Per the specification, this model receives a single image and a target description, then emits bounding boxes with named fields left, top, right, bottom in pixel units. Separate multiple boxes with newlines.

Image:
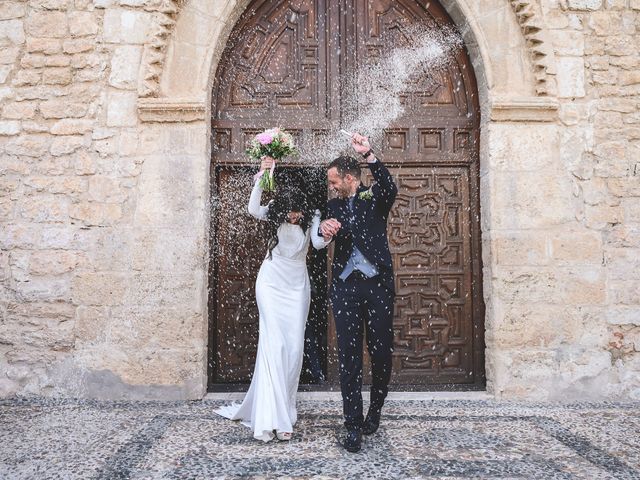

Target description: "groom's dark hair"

left=328, top=156, right=361, bottom=179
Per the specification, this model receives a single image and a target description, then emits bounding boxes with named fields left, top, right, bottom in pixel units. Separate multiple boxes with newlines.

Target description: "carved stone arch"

left=137, top=0, right=559, bottom=122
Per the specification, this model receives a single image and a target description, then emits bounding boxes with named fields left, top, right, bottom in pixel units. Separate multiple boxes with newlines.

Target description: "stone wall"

left=485, top=0, right=640, bottom=400
left=0, top=0, right=638, bottom=400
left=0, top=0, right=209, bottom=399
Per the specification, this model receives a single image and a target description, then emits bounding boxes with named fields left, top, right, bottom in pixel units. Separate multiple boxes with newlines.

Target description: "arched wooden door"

left=209, top=0, right=485, bottom=389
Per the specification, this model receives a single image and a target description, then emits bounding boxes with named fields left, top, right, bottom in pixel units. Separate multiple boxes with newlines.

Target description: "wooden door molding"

left=209, top=0, right=485, bottom=389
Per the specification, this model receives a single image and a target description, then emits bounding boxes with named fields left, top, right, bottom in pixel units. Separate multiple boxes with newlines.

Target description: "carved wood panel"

left=387, top=168, right=475, bottom=384
left=211, top=168, right=270, bottom=382
left=210, top=0, right=484, bottom=388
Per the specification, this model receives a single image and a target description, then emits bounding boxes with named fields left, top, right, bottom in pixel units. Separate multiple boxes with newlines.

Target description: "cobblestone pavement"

left=1, top=397, right=639, bottom=479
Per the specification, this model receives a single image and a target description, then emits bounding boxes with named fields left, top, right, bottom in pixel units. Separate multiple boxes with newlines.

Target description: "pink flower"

left=256, top=132, right=273, bottom=145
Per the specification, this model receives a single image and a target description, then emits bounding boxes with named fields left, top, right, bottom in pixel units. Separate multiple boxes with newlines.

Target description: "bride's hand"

left=259, top=156, right=275, bottom=172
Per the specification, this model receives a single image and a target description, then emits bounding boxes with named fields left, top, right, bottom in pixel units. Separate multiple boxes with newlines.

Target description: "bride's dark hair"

left=265, top=186, right=311, bottom=259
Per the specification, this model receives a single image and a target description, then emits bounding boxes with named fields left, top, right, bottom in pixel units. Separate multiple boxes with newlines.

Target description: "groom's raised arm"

left=369, top=160, right=397, bottom=213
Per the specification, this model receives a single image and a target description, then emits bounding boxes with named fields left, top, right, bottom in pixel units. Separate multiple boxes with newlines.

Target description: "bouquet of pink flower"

left=246, top=127, right=298, bottom=192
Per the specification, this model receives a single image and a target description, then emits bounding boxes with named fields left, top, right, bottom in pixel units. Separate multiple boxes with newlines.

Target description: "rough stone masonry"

left=0, top=0, right=639, bottom=400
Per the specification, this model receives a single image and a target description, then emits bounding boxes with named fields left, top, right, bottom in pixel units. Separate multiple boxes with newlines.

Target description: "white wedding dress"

left=214, top=180, right=329, bottom=442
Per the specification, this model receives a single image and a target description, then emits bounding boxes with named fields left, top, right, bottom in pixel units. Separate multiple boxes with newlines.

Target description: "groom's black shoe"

left=341, top=429, right=362, bottom=453
left=362, top=410, right=381, bottom=435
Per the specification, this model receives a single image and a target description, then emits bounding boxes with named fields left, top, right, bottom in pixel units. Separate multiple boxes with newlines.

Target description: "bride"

left=214, top=157, right=329, bottom=442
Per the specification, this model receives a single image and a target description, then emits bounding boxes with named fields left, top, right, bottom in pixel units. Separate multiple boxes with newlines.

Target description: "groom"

left=320, top=133, right=397, bottom=453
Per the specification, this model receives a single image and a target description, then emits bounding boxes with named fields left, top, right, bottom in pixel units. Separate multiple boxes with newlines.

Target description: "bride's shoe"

left=276, top=431, right=293, bottom=441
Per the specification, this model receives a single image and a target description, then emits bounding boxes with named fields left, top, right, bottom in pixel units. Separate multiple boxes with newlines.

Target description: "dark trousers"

left=330, top=273, right=394, bottom=430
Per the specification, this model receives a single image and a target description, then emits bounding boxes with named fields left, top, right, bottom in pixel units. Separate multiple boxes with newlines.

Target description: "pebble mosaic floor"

left=1, top=398, right=639, bottom=479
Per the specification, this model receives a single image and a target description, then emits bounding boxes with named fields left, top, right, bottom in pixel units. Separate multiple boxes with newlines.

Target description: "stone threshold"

left=205, top=391, right=492, bottom=401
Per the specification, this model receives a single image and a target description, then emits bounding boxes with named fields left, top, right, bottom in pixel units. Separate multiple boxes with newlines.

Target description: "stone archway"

left=139, top=0, right=561, bottom=398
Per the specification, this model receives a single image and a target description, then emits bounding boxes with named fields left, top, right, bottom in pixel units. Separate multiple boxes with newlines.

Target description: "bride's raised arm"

left=310, top=209, right=331, bottom=250
left=247, top=178, right=270, bottom=220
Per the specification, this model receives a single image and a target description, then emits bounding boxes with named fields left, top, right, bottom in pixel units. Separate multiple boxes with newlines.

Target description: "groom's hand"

left=351, top=132, right=370, bottom=155
left=320, top=218, right=341, bottom=239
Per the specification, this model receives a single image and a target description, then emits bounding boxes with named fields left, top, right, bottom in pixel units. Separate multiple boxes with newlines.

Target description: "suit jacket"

left=326, top=160, right=398, bottom=292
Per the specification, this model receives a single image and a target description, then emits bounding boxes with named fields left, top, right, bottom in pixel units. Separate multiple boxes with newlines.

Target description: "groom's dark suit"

left=326, top=160, right=397, bottom=430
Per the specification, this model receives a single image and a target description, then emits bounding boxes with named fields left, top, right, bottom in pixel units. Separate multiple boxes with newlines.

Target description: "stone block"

left=70, top=52, right=102, bottom=69
left=25, top=11, right=67, bottom=38
left=12, top=277, right=71, bottom=303
left=50, top=119, right=94, bottom=135
left=587, top=56, right=610, bottom=71
left=556, top=57, right=585, bottom=98
left=73, top=150, right=97, bottom=175
left=588, top=12, right=621, bottom=36
left=50, top=136, right=85, bottom=156
left=62, top=38, right=94, bottom=54
left=12, top=69, right=41, bottom=86
left=0, top=2, right=26, bottom=20
left=37, top=0, right=71, bottom=9
left=567, top=0, right=602, bottom=9
left=72, top=273, right=128, bottom=306
left=0, top=121, right=20, bottom=136
left=623, top=198, right=640, bottom=223
left=493, top=268, right=563, bottom=305
left=2, top=101, right=37, bottom=120
left=619, top=71, right=640, bottom=86
left=26, top=37, right=61, bottom=54
left=45, top=55, right=71, bottom=67
left=23, top=176, right=78, bottom=195
left=585, top=204, right=623, bottom=229
left=106, top=306, right=202, bottom=349
left=488, top=171, right=575, bottom=229
left=607, top=248, right=640, bottom=280
left=106, top=90, right=137, bottom=127
left=28, top=250, right=80, bottom=275
left=109, top=45, right=142, bottom=89
left=607, top=177, right=640, bottom=197
left=609, top=55, right=639, bottom=69
left=103, top=9, right=150, bottom=44
left=74, top=306, right=110, bottom=344
left=40, top=100, right=88, bottom=119
left=0, top=19, right=25, bottom=44
left=580, top=177, right=607, bottom=206
left=5, top=135, right=49, bottom=157
left=23, top=118, right=54, bottom=132
left=0, top=46, right=19, bottom=64
left=487, top=123, right=558, bottom=171
left=551, top=30, right=584, bottom=56
left=124, top=273, right=204, bottom=311
left=597, top=98, right=636, bottom=113
left=609, top=280, right=640, bottom=304
left=561, top=267, right=606, bottom=304
left=69, top=201, right=123, bottom=226
left=605, top=36, right=636, bottom=56
left=492, top=232, right=548, bottom=266
left=607, top=225, right=640, bottom=248
left=557, top=349, right=611, bottom=385
left=20, top=53, right=46, bottom=68
left=607, top=307, right=640, bottom=326
left=43, top=67, right=72, bottom=85
left=18, top=195, right=69, bottom=222
left=87, top=176, right=127, bottom=203
left=132, top=229, right=202, bottom=272
left=551, top=230, right=603, bottom=264
left=69, top=11, right=98, bottom=36
left=0, top=65, right=11, bottom=83
left=594, top=141, right=630, bottom=177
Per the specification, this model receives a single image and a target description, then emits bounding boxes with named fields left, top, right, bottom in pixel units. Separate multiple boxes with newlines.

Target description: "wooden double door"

left=209, top=0, right=485, bottom=389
